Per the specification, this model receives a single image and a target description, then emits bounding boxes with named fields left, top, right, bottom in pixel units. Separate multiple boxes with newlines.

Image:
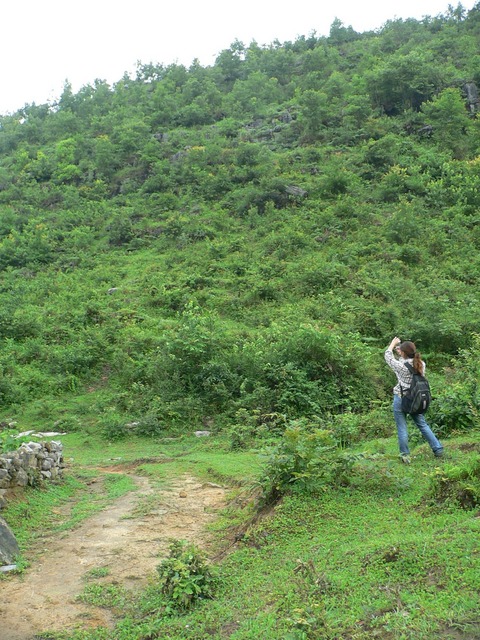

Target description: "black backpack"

left=400, top=362, right=432, bottom=415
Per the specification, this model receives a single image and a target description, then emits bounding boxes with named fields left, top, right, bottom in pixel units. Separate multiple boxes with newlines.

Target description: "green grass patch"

left=77, top=583, right=133, bottom=610
left=139, top=448, right=261, bottom=485
left=2, top=475, right=87, bottom=549
left=60, top=432, right=176, bottom=467
left=60, top=430, right=261, bottom=486
left=83, top=566, right=111, bottom=580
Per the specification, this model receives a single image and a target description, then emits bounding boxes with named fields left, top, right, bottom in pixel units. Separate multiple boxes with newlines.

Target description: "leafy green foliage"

left=259, top=419, right=361, bottom=501
left=156, top=540, right=218, bottom=611
left=429, top=334, right=480, bottom=434
left=0, top=429, right=30, bottom=453
left=228, top=409, right=287, bottom=450
left=0, top=7, right=480, bottom=437
left=428, top=457, right=480, bottom=509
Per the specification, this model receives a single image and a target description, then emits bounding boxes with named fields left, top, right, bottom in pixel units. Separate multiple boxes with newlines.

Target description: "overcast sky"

left=0, top=0, right=476, bottom=115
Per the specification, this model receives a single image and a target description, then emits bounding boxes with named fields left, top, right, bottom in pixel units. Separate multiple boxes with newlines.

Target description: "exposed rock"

left=0, top=517, right=20, bottom=565
left=277, top=110, right=293, bottom=123
left=417, top=125, right=433, bottom=136
left=15, top=468, right=29, bottom=486
left=16, top=431, right=66, bottom=438
left=246, top=118, right=264, bottom=130
left=285, top=185, right=308, bottom=198
left=0, top=421, right=17, bottom=430
left=464, top=82, right=479, bottom=113
left=170, top=149, right=189, bottom=162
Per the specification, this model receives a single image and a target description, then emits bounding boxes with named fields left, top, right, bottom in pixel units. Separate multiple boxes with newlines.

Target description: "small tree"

left=421, top=88, right=474, bottom=159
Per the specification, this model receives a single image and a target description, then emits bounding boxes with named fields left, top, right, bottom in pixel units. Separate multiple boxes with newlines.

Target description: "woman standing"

left=385, top=336, right=444, bottom=463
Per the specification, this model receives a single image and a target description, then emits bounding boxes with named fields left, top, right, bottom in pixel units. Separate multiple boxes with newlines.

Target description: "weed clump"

left=428, top=458, right=480, bottom=510
left=156, top=540, right=218, bottom=611
left=258, top=420, right=371, bottom=503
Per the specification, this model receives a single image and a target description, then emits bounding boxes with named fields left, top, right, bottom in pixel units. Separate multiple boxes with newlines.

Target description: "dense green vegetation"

left=1, top=3, right=480, bottom=435
left=1, top=5, right=480, bottom=638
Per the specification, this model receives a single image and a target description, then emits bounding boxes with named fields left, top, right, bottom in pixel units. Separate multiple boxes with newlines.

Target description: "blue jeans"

left=393, top=395, right=443, bottom=456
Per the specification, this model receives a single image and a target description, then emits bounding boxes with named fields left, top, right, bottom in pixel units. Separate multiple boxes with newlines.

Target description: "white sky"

left=0, top=0, right=476, bottom=115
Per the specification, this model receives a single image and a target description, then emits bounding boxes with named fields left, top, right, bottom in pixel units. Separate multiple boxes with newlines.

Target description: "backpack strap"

left=399, top=361, right=415, bottom=397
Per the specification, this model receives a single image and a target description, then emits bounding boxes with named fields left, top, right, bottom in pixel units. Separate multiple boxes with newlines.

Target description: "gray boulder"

left=464, top=82, right=479, bottom=113
left=0, top=517, right=19, bottom=565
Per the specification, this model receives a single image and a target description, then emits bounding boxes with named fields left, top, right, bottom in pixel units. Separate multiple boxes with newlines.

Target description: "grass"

left=77, top=583, right=133, bottom=610
left=60, top=429, right=262, bottom=487
left=2, top=428, right=480, bottom=639
left=84, top=566, right=111, bottom=580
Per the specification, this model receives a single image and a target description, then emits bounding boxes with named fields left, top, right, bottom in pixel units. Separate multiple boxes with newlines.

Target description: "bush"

left=330, top=404, right=393, bottom=445
left=133, top=413, right=166, bottom=437
left=427, top=458, right=480, bottom=510
left=258, top=417, right=395, bottom=503
left=156, top=540, right=218, bottom=611
left=330, top=411, right=362, bottom=448
left=429, top=382, right=480, bottom=435
left=428, top=335, right=480, bottom=435
left=100, top=414, right=134, bottom=441
left=227, top=409, right=287, bottom=450
left=259, top=420, right=339, bottom=503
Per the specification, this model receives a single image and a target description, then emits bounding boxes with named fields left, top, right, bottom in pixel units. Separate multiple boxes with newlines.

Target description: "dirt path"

left=0, top=472, right=227, bottom=640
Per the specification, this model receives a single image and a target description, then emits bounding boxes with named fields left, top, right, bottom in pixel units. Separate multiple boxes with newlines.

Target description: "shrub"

left=227, top=409, right=287, bottom=450
left=259, top=420, right=338, bottom=502
left=331, top=404, right=393, bottom=445
left=100, top=414, right=134, bottom=441
left=429, top=382, right=479, bottom=435
left=330, top=411, right=362, bottom=448
left=228, top=408, right=258, bottom=450
left=51, top=416, right=82, bottom=433
left=271, top=325, right=380, bottom=414
left=258, top=417, right=394, bottom=503
left=0, top=430, right=31, bottom=454
left=427, top=458, right=480, bottom=510
left=428, top=335, right=480, bottom=435
left=133, top=413, right=166, bottom=437
left=156, top=540, right=218, bottom=611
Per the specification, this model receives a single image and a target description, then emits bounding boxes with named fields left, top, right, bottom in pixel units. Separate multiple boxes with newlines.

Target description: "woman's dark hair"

left=399, top=341, right=423, bottom=374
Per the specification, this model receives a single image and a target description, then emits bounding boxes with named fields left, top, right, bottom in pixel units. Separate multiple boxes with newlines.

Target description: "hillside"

left=0, top=5, right=480, bottom=436
left=1, top=6, right=480, bottom=640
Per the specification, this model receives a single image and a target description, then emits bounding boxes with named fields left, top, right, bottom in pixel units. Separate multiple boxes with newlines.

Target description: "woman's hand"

left=388, top=336, right=401, bottom=351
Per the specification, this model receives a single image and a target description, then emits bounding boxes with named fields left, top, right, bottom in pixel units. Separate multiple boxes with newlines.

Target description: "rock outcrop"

left=0, top=440, right=64, bottom=567
left=0, top=517, right=19, bottom=565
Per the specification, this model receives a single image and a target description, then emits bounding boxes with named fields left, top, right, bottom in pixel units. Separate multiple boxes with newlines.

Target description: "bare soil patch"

left=0, top=472, right=226, bottom=640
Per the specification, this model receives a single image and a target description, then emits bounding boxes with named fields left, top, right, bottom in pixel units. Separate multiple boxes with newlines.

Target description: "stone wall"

left=0, top=441, right=64, bottom=510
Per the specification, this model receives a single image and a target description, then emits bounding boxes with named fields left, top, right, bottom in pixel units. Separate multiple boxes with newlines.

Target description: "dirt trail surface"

left=0, top=471, right=227, bottom=640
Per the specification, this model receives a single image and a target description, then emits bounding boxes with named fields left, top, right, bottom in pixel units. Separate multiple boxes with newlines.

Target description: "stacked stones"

left=0, top=441, right=64, bottom=509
